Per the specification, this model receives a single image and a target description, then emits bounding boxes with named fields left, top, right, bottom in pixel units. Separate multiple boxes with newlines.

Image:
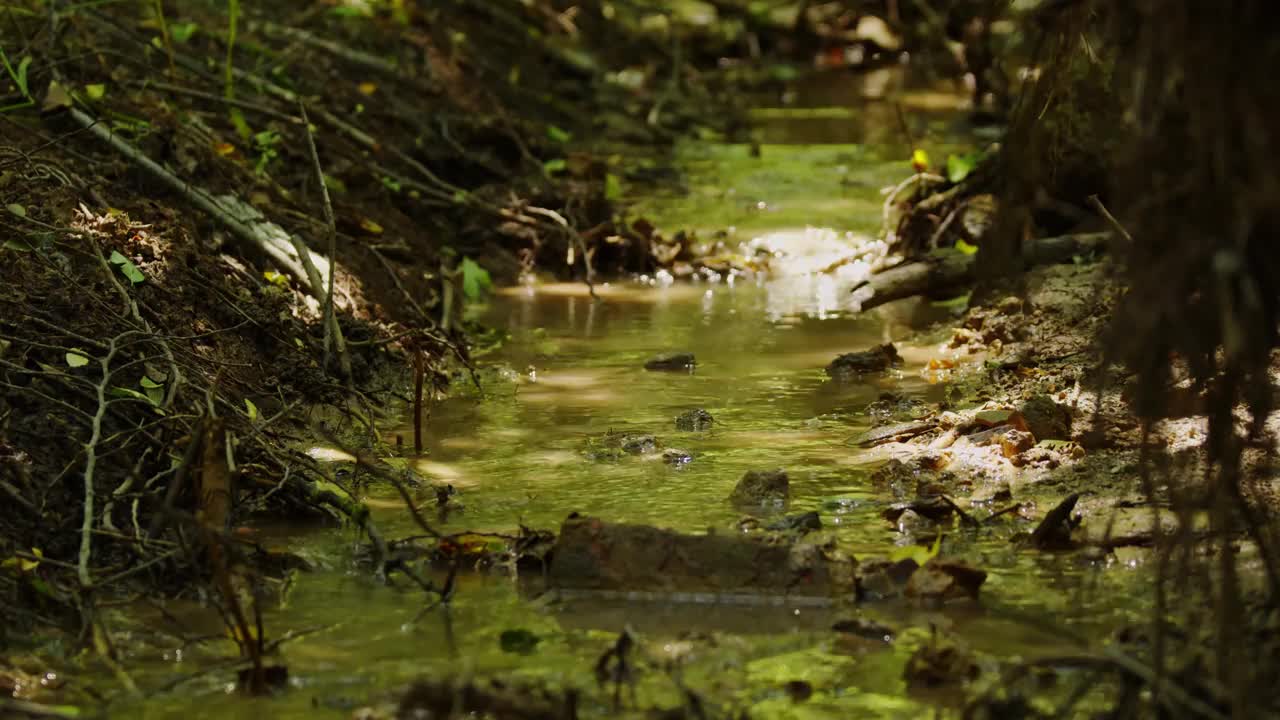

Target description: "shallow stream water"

left=112, top=71, right=1154, bottom=719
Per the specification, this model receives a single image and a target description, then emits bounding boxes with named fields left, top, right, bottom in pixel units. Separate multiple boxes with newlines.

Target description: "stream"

left=113, top=71, right=1155, bottom=719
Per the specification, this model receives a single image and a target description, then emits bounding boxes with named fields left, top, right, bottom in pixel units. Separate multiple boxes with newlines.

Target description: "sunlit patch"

left=747, top=227, right=893, bottom=319
left=438, top=436, right=490, bottom=451
left=413, top=459, right=469, bottom=484
left=527, top=450, right=580, bottom=466
left=489, top=427, right=530, bottom=440
left=1151, top=416, right=1209, bottom=452
left=518, top=387, right=619, bottom=406
left=722, top=429, right=832, bottom=446
left=897, top=90, right=972, bottom=112
left=528, top=370, right=606, bottom=390
left=307, top=446, right=356, bottom=463
left=496, top=282, right=705, bottom=303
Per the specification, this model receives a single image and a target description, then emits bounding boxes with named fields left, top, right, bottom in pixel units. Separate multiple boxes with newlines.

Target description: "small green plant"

left=108, top=250, right=145, bottom=284
left=252, top=130, right=281, bottom=175
left=0, top=49, right=33, bottom=112
left=945, top=151, right=983, bottom=183
left=460, top=257, right=491, bottom=302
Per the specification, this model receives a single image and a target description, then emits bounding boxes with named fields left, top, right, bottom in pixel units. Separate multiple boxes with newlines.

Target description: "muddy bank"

left=0, top=0, right=735, bottom=691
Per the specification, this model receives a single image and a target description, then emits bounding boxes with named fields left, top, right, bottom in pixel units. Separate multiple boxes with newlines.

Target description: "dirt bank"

left=0, top=0, right=730, bottom=661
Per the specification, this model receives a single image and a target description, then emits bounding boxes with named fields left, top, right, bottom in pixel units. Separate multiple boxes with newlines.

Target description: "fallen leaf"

left=911, top=148, right=930, bottom=173
left=41, top=81, right=73, bottom=112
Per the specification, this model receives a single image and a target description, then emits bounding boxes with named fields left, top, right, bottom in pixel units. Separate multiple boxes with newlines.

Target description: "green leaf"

left=110, top=386, right=154, bottom=404
left=65, top=350, right=90, bottom=368
left=263, top=270, right=289, bottom=288
left=170, top=22, right=199, bottom=43
left=229, top=107, right=252, bottom=141
left=451, top=190, right=468, bottom=204
left=143, top=385, right=164, bottom=406
left=323, top=173, right=348, bottom=194
left=888, top=543, right=932, bottom=565
left=16, top=55, right=31, bottom=96
left=604, top=173, right=622, bottom=201
left=542, top=158, right=567, bottom=174
left=6, top=203, right=26, bottom=217
left=546, top=125, right=571, bottom=143
left=499, top=628, right=541, bottom=654
left=460, top=257, right=491, bottom=302
left=380, top=176, right=402, bottom=193
left=929, top=292, right=971, bottom=310
left=84, top=83, right=106, bottom=101
left=954, top=238, right=979, bottom=256
left=946, top=152, right=980, bottom=183
left=245, top=398, right=259, bottom=421
left=140, top=376, right=166, bottom=405
left=328, top=5, right=370, bottom=17
left=888, top=531, right=942, bottom=565
left=28, top=577, right=58, bottom=600
left=108, top=250, right=145, bottom=284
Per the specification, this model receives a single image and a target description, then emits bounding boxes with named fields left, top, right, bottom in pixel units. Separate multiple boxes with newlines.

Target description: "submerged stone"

left=766, top=511, right=821, bottom=533
left=849, top=419, right=934, bottom=447
left=1018, top=394, right=1072, bottom=441
left=662, top=448, right=693, bottom=465
left=729, top=468, right=789, bottom=507
left=546, top=515, right=856, bottom=598
left=619, top=433, right=658, bottom=455
left=903, top=633, right=980, bottom=689
left=645, top=351, right=696, bottom=371
left=675, top=407, right=714, bottom=431
left=826, top=344, right=902, bottom=379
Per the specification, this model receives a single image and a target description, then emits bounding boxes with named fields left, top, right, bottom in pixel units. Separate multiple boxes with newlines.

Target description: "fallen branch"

left=298, top=102, right=352, bottom=381
left=60, top=104, right=313, bottom=291
left=80, top=332, right=129, bottom=588
left=851, top=232, right=1109, bottom=311
left=1087, top=194, right=1133, bottom=245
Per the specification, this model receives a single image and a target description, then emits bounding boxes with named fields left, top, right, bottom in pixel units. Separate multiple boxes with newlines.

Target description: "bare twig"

left=1087, top=194, right=1133, bottom=245
left=298, top=102, right=351, bottom=381
left=80, top=333, right=129, bottom=587
left=258, top=22, right=404, bottom=79
left=285, top=233, right=351, bottom=381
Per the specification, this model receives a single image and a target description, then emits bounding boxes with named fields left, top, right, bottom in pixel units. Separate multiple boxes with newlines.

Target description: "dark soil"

left=0, top=0, right=724, bottom=653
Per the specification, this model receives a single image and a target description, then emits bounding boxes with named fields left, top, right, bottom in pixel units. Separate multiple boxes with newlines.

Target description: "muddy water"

left=114, top=73, right=1153, bottom=719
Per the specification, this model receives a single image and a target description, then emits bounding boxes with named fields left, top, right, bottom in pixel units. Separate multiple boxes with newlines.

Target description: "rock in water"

left=619, top=434, right=657, bottom=455
left=546, top=515, right=856, bottom=598
left=662, top=448, right=693, bottom=465
left=1018, top=394, right=1072, bottom=441
left=826, top=344, right=902, bottom=379
left=765, top=511, right=821, bottom=533
left=730, top=469, right=789, bottom=507
left=645, top=352, right=696, bottom=371
left=675, top=408, right=714, bottom=431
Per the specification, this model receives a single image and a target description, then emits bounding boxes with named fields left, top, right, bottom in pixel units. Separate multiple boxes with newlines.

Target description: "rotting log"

left=546, top=515, right=857, bottom=601
left=851, top=232, right=1109, bottom=311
